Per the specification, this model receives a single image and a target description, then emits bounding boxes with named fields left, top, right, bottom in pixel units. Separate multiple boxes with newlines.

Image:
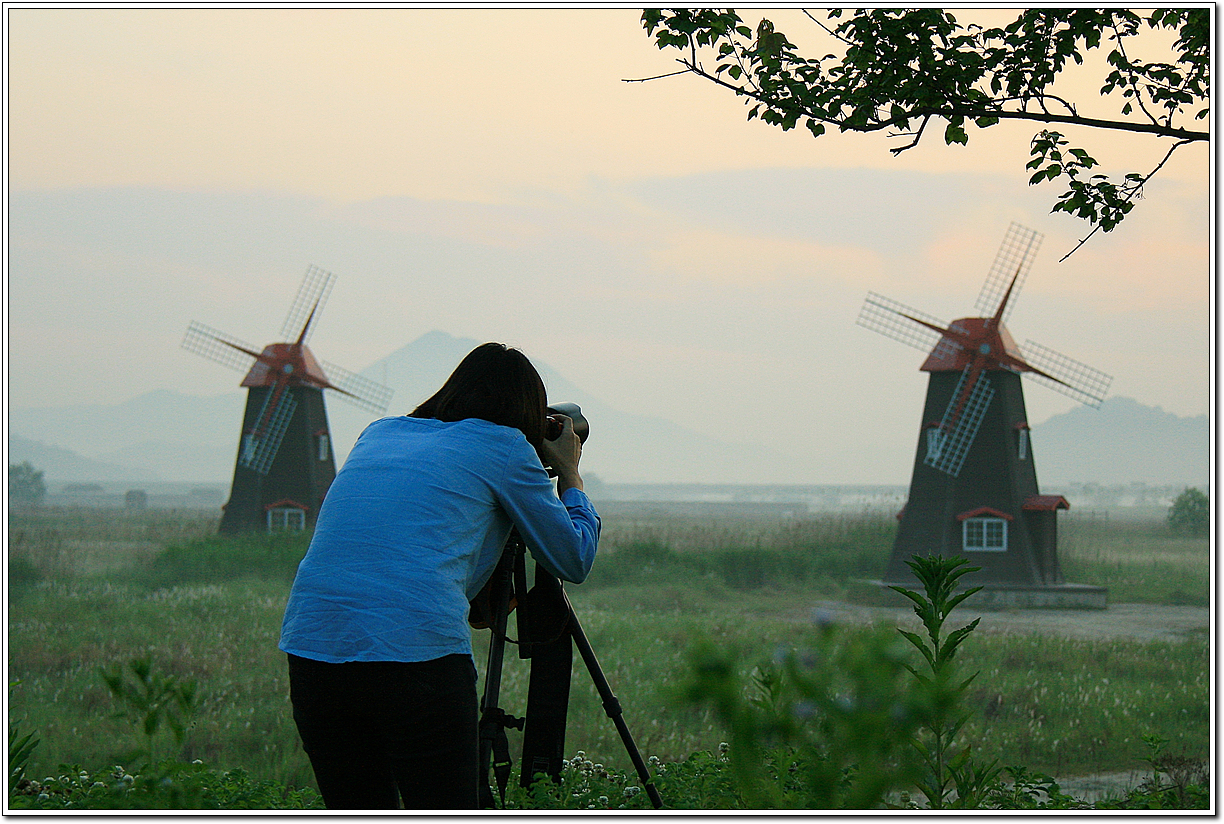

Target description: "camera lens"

left=545, top=403, right=588, bottom=443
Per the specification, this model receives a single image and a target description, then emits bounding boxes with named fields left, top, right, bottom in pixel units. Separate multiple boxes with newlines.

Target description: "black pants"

left=287, top=653, right=479, bottom=810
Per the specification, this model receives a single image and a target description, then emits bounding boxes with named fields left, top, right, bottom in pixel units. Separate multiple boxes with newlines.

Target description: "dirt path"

left=805, top=600, right=1210, bottom=644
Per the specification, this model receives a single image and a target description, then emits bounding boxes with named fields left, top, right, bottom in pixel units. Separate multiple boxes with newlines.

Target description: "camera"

left=545, top=402, right=588, bottom=444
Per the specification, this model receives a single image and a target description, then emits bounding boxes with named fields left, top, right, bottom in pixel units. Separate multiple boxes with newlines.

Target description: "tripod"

left=475, top=530, right=663, bottom=809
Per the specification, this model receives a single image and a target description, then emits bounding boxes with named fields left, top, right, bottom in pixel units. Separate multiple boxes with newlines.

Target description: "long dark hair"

left=410, top=342, right=548, bottom=447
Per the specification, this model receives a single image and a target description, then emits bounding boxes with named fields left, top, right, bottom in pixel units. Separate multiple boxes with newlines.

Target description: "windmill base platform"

left=872, top=581, right=1108, bottom=610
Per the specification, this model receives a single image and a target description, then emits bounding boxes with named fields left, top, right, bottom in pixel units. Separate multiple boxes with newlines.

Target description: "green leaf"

left=944, top=587, right=983, bottom=613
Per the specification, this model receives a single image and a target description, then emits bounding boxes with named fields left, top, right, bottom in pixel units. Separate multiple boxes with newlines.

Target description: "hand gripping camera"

left=544, top=402, right=589, bottom=444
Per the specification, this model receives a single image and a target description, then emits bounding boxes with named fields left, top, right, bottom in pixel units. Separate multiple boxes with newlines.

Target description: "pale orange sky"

left=5, top=7, right=1212, bottom=484
left=10, top=8, right=1205, bottom=197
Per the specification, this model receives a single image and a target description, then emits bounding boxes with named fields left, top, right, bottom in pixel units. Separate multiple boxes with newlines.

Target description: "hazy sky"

left=5, top=7, right=1212, bottom=485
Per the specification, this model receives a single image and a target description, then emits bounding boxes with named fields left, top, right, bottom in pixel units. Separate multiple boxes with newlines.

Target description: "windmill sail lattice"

left=318, top=360, right=395, bottom=415
left=1018, top=339, right=1112, bottom=407
left=182, top=322, right=260, bottom=373
left=924, top=367, right=995, bottom=477
left=244, top=389, right=299, bottom=475
left=857, top=293, right=949, bottom=353
left=974, top=222, right=1042, bottom=324
left=281, top=264, right=335, bottom=344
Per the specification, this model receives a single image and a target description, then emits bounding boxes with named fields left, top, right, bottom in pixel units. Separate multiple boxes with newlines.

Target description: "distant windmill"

left=858, top=223, right=1111, bottom=605
left=183, top=266, right=393, bottom=534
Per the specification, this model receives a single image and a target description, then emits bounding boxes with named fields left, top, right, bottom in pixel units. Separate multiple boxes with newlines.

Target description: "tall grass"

left=590, top=511, right=892, bottom=600
left=7, top=506, right=1210, bottom=799
left=9, top=508, right=218, bottom=583
left=8, top=576, right=309, bottom=788
left=1059, top=516, right=1210, bottom=605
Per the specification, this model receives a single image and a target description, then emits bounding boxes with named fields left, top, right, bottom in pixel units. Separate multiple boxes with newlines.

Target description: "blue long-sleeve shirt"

left=279, top=416, right=600, bottom=663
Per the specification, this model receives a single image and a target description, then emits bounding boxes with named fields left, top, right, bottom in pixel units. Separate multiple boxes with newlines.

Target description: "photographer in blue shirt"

left=279, top=342, right=600, bottom=810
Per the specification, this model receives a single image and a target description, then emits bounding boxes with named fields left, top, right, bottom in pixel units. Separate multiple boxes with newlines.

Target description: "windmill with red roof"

left=858, top=223, right=1111, bottom=605
left=182, top=266, right=393, bottom=533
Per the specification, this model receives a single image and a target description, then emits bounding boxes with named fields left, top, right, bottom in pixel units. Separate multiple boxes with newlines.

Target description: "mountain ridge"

left=7, top=331, right=1209, bottom=487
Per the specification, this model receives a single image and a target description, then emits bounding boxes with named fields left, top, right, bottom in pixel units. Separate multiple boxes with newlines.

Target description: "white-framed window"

left=267, top=507, right=306, bottom=534
left=317, top=433, right=330, bottom=462
left=963, top=517, right=1008, bottom=551
left=926, top=427, right=944, bottom=460
left=1018, top=428, right=1029, bottom=461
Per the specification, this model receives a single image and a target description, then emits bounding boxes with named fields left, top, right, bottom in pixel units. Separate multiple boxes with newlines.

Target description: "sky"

left=4, top=6, right=1213, bottom=486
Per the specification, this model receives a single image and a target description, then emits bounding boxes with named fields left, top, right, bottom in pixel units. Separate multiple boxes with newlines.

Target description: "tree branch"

left=622, top=69, right=692, bottom=83
left=941, top=106, right=1206, bottom=141
left=889, top=114, right=932, bottom=155
left=679, top=58, right=1209, bottom=142
left=1058, top=138, right=1193, bottom=262
left=638, top=8, right=1207, bottom=244
left=801, top=8, right=850, bottom=45
left=1109, top=21, right=1164, bottom=128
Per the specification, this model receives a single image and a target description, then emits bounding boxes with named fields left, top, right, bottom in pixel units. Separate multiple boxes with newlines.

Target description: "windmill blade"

left=925, top=368, right=996, bottom=478
left=857, top=292, right=954, bottom=354
left=182, top=321, right=260, bottom=373
left=1019, top=339, right=1113, bottom=408
left=320, top=360, right=394, bottom=416
left=281, top=265, right=336, bottom=343
left=975, top=223, right=1043, bottom=324
left=935, top=321, right=971, bottom=363
left=241, top=390, right=299, bottom=475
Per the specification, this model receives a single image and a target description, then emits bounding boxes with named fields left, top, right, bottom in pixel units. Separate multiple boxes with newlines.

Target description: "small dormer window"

left=317, top=433, right=330, bottom=462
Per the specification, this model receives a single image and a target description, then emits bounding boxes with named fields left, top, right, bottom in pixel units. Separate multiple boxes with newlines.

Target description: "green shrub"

left=1167, top=487, right=1209, bottom=537
left=675, top=556, right=1031, bottom=809
left=8, top=723, right=40, bottom=795
left=98, top=657, right=200, bottom=766
left=9, top=462, right=46, bottom=505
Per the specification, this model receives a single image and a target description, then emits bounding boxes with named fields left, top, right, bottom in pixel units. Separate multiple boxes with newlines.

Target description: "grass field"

left=6, top=504, right=1211, bottom=807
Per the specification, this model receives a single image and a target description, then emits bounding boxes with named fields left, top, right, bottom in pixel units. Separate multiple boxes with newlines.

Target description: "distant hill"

left=9, top=332, right=787, bottom=485
left=7, top=333, right=1208, bottom=488
left=9, top=389, right=240, bottom=483
left=1031, top=396, right=1208, bottom=487
left=7, top=434, right=153, bottom=484
left=326, top=330, right=788, bottom=484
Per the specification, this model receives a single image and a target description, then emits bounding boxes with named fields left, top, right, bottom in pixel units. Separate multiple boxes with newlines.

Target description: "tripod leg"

left=519, top=570, right=573, bottom=790
left=563, top=598, right=664, bottom=809
left=477, top=545, right=518, bottom=808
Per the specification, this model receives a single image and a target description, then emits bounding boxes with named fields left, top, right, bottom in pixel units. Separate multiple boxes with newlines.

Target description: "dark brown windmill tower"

left=858, top=224, right=1111, bottom=608
left=182, top=266, right=393, bottom=534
